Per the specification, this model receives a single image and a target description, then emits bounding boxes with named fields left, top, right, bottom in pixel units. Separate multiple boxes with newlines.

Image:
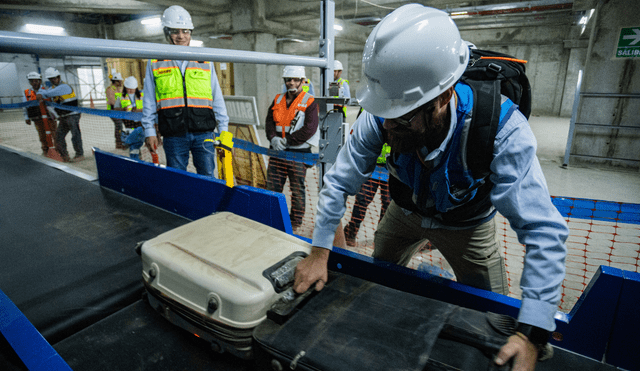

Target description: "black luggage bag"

left=253, top=273, right=514, bottom=371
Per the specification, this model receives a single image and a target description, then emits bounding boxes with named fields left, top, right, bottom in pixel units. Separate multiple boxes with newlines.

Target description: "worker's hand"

left=36, top=94, right=44, bottom=102
left=293, top=246, right=330, bottom=294
left=270, top=137, right=286, bottom=151
left=495, top=333, right=538, bottom=371
left=25, top=120, right=31, bottom=125
left=145, top=136, right=158, bottom=154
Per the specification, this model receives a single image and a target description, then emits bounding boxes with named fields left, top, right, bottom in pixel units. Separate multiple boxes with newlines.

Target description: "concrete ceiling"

left=1, top=0, right=583, bottom=50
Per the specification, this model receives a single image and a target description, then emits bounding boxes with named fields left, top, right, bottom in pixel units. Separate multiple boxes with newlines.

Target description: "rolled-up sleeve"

left=312, top=112, right=384, bottom=249
left=490, top=109, right=569, bottom=332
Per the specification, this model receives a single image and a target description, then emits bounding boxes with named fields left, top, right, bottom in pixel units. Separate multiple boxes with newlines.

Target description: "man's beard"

left=386, top=109, right=447, bottom=155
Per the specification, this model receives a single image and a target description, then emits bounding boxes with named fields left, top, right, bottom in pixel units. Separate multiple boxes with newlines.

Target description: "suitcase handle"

left=266, top=286, right=317, bottom=325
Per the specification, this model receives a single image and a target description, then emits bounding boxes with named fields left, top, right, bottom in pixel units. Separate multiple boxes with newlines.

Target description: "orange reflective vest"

left=24, top=88, right=46, bottom=120
left=272, top=91, right=314, bottom=138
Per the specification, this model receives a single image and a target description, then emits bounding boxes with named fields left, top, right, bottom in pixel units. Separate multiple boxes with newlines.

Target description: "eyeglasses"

left=388, top=101, right=437, bottom=128
left=169, top=29, right=192, bottom=35
left=284, top=78, right=302, bottom=83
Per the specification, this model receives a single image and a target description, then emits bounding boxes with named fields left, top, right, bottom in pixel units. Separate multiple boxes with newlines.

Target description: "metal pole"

left=0, top=31, right=327, bottom=68
left=562, top=69, right=582, bottom=168
left=318, top=0, right=336, bottom=191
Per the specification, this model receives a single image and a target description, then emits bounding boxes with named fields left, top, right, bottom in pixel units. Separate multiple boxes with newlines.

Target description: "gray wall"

left=572, top=0, right=640, bottom=168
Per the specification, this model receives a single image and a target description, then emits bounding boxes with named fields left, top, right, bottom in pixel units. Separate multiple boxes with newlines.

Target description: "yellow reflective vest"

left=51, top=82, right=79, bottom=116
left=106, top=85, right=123, bottom=110
left=119, top=92, right=144, bottom=111
left=151, top=59, right=217, bottom=137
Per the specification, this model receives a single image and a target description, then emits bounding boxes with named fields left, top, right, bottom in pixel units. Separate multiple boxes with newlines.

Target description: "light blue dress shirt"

left=312, top=93, right=568, bottom=332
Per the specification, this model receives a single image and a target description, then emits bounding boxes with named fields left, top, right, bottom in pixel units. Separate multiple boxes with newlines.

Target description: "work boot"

left=344, top=223, right=358, bottom=247
left=72, top=155, right=85, bottom=162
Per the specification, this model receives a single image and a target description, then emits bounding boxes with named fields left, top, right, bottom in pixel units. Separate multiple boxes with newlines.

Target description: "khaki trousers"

left=373, top=201, right=508, bottom=295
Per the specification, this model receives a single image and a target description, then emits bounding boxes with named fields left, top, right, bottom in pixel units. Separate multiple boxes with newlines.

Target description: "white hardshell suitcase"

left=139, top=211, right=311, bottom=358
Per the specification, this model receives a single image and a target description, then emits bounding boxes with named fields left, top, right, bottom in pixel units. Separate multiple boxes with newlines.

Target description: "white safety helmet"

left=111, top=72, right=124, bottom=81
left=357, top=4, right=469, bottom=118
left=44, top=67, right=61, bottom=79
left=334, top=60, right=343, bottom=71
left=162, top=5, right=194, bottom=29
left=27, top=71, right=41, bottom=80
left=282, top=66, right=306, bottom=79
left=124, top=76, right=138, bottom=89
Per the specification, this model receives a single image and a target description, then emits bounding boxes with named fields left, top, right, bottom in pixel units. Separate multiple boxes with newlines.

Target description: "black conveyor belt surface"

left=54, top=299, right=253, bottom=371
left=0, top=148, right=189, bottom=345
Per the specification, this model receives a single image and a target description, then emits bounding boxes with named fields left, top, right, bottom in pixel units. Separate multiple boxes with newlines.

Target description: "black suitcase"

left=253, top=272, right=513, bottom=371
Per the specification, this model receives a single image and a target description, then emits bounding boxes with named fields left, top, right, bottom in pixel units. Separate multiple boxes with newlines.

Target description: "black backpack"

left=460, top=48, right=532, bottom=178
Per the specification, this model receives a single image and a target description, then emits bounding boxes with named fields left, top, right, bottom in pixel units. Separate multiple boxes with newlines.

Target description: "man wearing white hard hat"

left=106, top=72, right=125, bottom=149
left=265, top=65, right=319, bottom=229
left=37, top=67, right=84, bottom=162
left=332, top=60, right=350, bottom=120
left=141, top=5, right=229, bottom=176
left=23, top=71, right=58, bottom=155
left=293, top=5, right=567, bottom=370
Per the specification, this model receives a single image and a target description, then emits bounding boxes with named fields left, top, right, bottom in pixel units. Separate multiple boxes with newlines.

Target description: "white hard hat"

left=112, top=73, right=124, bottom=81
left=357, top=4, right=469, bottom=118
left=334, top=60, right=343, bottom=71
left=282, top=66, right=306, bottom=79
left=124, top=76, right=138, bottom=89
left=162, top=5, right=194, bottom=29
left=44, top=67, right=61, bottom=79
left=27, top=71, right=41, bottom=80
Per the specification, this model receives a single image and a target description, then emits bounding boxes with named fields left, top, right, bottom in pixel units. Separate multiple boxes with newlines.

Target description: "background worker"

left=343, top=142, right=391, bottom=246
left=293, top=5, right=568, bottom=371
left=332, top=60, right=350, bottom=121
left=37, top=67, right=84, bottom=162
left=282, top=77, right=315, bottom=96
left=142, top=5, right=229, bottom=176
left=23, top=71, right=58, bottom=156
left=265, top=65, right=319, bottom=229
left=106, top=72, right=125, bottom=149
left=116, top=76, right=146, bottom=160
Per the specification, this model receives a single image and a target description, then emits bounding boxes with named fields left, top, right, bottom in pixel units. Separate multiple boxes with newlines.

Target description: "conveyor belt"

left=53, top=298, right=253, bottom=371
left=0, top=147, right=188, bottom=349
left=0, top=148, right=627, bottom=370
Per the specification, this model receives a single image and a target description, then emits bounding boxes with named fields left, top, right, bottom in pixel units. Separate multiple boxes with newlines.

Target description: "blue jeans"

left=163, top=132, right=216, bottom=176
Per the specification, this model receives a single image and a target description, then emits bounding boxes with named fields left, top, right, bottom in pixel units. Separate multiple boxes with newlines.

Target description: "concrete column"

left=231, top=0, right=281, bottom=126
left=573, top=0, right=640, bottom=168
left=232, top=33, right=279, bottom=126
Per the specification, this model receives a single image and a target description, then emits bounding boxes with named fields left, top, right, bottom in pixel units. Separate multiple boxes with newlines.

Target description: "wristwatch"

left=516, top=323, right=551, bottom=359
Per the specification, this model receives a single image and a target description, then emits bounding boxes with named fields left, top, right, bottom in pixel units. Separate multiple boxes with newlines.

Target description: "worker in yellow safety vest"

left=141, top=5, right=229, bottom=176
left=106, top=72, right=125, bottom=149
left=116, top=76, right=144, bottom=126
left=37, top=67, right=84, bottom=162
left=265, top=65, right=319, bottom=229
left=23, top=71, right=58, bottom=155
left=332, top=60, right=350, bottom=121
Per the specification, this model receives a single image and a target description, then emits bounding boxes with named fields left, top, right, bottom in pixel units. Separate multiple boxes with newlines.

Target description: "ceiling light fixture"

left=24, top=24, right=65, bottom=35
left=141, top=17, right=161, bottom=25
left=334, top=24, right=343, bottom=31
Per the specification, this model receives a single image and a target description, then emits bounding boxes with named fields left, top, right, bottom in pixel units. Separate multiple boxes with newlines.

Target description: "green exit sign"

left=616, top=27, right=640, bottom=58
